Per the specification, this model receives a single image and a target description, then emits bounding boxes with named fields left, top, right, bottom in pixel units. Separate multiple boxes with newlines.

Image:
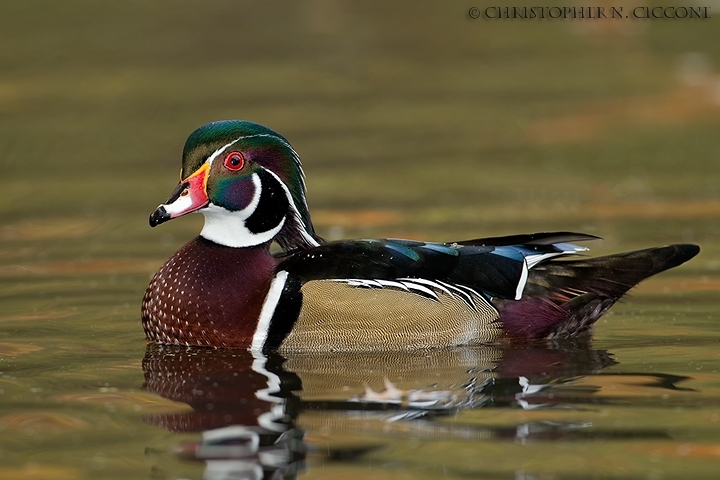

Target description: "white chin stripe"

left=200, top=205, right=285, bottom=248
left=199, top=173, right=284, bottom=248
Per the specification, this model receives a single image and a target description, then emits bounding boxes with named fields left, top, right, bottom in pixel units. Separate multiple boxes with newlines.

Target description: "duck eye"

left=223, top=152, right=245, bottom=171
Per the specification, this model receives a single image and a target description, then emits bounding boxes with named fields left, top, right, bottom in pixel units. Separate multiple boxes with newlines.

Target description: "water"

left=2, top=1, right=720, bottom=478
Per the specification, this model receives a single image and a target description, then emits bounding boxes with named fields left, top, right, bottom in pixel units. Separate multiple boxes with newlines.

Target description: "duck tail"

left=497, top=244, right=699, bottom=340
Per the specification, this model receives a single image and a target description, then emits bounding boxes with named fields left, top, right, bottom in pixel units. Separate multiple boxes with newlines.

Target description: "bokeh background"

left=1, top=1, right=720, bottom=478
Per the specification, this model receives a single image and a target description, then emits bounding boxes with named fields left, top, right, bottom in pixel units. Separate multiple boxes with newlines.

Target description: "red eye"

left=223, top=152, right=245, bottom=171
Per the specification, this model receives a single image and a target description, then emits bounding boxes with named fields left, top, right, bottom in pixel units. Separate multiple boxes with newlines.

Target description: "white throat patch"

left=199, top=173, right=286, bottom=248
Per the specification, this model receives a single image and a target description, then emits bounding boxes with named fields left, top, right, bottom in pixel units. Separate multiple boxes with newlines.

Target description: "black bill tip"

left=149, top=206, right=171, bottom=227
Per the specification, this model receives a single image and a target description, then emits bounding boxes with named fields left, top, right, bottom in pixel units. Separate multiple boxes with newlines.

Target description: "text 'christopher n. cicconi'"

left=468, top=6, right=711, bottom=19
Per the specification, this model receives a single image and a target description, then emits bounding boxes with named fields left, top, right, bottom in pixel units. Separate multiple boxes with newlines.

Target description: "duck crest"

left=143, top=120, right=700, bottom=352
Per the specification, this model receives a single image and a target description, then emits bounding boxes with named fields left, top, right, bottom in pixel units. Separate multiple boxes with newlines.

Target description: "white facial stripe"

left=236, top=133, right=294, bottom=150
left=263, top=169, right=320, bottom=247
left=206, top=133, right=297, bottom=165
left=206, top=136, right=245, bottom=166
left=284, top=143, right=308, bottom=190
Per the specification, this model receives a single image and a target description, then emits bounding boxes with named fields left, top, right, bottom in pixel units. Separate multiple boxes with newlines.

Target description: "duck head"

left=150, top=120, right=320, bottom=250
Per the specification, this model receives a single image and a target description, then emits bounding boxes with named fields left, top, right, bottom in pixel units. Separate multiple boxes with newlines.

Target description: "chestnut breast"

left=142, top=236, right=277, bottom=348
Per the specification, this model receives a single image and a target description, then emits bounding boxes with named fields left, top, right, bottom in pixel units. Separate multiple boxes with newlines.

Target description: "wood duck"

left=142, top=120, right=699, bottom=352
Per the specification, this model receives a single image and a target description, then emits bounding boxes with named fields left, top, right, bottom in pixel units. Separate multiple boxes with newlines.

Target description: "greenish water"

left=2, top=1, right=720, bottom=478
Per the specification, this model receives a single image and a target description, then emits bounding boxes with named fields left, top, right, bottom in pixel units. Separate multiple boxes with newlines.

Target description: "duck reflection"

left=142, top=343, right=689, bottom=479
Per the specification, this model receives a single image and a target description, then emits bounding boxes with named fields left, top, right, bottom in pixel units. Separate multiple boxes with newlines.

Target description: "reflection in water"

left=143, top=347, right=306, bottom=479
left=142, top=343, right=690, bottom=479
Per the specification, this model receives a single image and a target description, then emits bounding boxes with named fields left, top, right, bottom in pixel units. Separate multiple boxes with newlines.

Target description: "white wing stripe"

left=525, top=243, right=589, bottom=269
left=401, top=282, right=439, bottom=300
left=436, top=280, right=477, bottom=311
left=515, top=261, right=529, bottom=300
left=377, top=280, right=410, bottom=291
left=451, top=283, right=486, bottom=301
left=399, top=277, right=453, bottom=297
left=332, top=277, right=498, bottom=311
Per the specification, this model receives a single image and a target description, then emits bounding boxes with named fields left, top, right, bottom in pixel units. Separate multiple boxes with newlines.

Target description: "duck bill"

left=149, top=163, right=210, bottom=227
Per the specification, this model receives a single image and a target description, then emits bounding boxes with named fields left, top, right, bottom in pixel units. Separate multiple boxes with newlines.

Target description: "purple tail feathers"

left=497, top=244, right=699, bottom=340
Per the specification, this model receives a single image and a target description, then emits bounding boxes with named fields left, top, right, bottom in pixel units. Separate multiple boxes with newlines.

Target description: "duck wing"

left=276, top=232, right=594, bottom=300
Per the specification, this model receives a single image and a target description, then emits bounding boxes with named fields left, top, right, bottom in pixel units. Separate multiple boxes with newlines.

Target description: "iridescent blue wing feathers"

left=277, top=232, right=593, bottom=300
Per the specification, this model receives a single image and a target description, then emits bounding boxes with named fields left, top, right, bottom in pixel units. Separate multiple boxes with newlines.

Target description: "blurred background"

left=3, top=0, right=720, bottom=249
left=1, top=1, right=719, bottom=477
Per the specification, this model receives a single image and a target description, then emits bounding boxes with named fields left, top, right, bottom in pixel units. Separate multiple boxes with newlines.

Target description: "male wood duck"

left=142, top=120, right=699, bottom=352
